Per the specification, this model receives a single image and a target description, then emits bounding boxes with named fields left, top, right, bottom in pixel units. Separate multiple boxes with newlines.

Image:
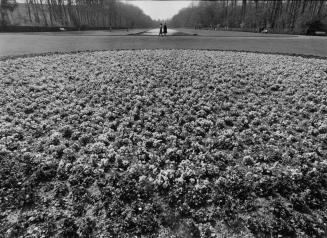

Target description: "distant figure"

left=159, top=23, right=163, bottom=37
left=163, top=23, right=168, bottom=36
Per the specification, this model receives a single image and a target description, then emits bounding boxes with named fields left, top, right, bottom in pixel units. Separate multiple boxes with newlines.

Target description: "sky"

left=122, top=1, right=198, bottom=21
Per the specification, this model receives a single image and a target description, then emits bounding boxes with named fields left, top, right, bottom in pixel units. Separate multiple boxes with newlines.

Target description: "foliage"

left=0, top=50, right=327, bottom=237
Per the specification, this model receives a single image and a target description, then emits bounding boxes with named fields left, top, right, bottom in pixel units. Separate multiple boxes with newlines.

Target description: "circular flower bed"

left=0, top=50, right=327, bottom=237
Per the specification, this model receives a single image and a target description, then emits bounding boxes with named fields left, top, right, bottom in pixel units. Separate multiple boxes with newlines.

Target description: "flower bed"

left=0, top=50, right=327, bottom=237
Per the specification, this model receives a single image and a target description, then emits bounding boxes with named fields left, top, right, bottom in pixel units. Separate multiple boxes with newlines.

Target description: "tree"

left=0, top=0, right=17, bottom=26
left=170, top=0, right=327, bottom=34
left=6, top=0, right=153, bottom=29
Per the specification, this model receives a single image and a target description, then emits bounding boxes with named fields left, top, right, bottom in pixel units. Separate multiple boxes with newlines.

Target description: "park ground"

left=1, top=29, right=327, bottom=238
left=0, top=28, right=326, bottom=58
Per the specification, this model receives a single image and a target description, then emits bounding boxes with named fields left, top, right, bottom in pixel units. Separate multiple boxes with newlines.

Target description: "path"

left=0, top=28, right=326, bottom=58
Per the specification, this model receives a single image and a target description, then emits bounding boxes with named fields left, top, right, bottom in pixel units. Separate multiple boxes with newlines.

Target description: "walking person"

left=163, top=23, right=168, bottom=36
left=159, top=23, right=163, bottom=37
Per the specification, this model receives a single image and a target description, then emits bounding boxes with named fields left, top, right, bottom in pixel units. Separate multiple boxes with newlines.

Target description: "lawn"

left=0, top=50, right=327, bottom=237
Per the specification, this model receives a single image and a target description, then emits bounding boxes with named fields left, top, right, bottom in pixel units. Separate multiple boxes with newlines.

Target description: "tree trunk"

left=242, top=0, right=247, bottom=23
left=26, top=0, right=32, bottom=22
left=39, top=0, right=48, bottom=26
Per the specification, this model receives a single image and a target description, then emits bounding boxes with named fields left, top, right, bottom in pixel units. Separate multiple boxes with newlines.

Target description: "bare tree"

left=171, top=0, right=327, bottom=34
left=16, top=0, right=153, bottom=29
left=0, top=0, right=18, bottom=26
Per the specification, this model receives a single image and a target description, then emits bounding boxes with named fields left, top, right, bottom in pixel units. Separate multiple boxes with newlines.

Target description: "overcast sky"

left=122, top=1, right=198, bottom=21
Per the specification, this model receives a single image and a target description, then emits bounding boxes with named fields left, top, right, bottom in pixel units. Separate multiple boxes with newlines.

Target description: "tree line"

left=170, top=0, right=327, bottom=34
left=0, top=0, right=154, bottom=29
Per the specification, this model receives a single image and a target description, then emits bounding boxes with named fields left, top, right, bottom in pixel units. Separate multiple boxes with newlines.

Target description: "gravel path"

left=0, top=28, right=326, bottom=58
left=171, top=28, right=297, bottom=37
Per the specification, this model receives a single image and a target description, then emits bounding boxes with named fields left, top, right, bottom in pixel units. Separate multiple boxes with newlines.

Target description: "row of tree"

left=0, top=0, right=154, bottom=29
left=170, top=0, right=327, bottom=34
